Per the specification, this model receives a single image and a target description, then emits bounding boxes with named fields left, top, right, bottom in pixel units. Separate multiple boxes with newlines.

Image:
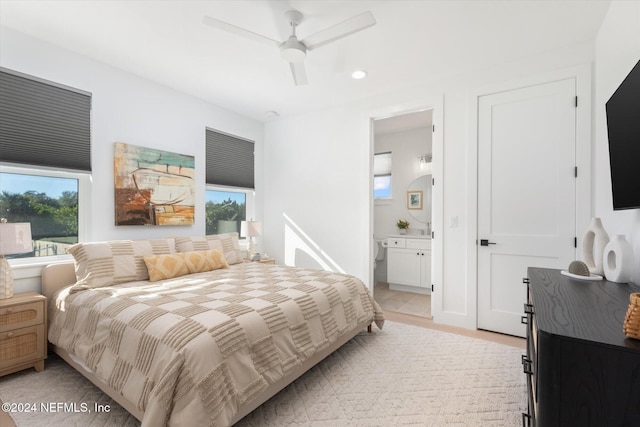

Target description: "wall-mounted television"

left=605, top=59, right=640, bottom=210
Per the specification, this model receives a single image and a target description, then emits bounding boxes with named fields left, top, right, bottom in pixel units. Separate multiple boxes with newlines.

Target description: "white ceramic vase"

left=581, top=218, right=610, bottom=276
left=603, top=235, right=634, bottom=283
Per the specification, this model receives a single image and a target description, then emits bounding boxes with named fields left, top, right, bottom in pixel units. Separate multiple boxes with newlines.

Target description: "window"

left=374, top=152, right=392, bottom=199
left=205, top=189, right=248, bottom=235
left=205, top=128, right=255, bottom=235
left=0, top=68, right=91, bottom=260
left=0, top=165, right=90, bottom=258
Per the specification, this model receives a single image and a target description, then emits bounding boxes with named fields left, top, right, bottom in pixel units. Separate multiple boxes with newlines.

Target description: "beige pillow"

left=174, top=232, right=244, bottom=265
left=68, top=238, right=176, bottom=288
left=144, top=249, right=229, bottom=281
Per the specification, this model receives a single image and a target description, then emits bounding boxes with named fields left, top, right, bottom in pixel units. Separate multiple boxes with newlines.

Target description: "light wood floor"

left=374, top=282, right=431, bottom=318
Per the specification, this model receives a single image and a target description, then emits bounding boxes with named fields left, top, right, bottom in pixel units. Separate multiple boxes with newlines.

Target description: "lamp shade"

left=0, top=223, right=32, bottom=255
left=240, top=220, right=262, bottom=238
left=0, top=222, right=32, bottom=299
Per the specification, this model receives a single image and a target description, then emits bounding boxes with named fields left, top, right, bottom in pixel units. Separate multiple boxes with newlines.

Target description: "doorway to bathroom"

left=372, top=109, right=434, bottom=319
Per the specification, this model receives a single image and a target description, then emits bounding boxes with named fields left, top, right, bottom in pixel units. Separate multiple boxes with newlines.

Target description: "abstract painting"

left=114, top=142, right=195, bottom=226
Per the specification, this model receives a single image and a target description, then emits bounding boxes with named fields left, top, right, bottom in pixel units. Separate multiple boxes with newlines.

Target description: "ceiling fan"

left=203, top=10, right=376, bottom=86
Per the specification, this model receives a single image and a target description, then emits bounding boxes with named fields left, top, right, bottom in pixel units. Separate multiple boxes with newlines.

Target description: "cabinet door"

left=388, top=249, right=421, bottom=287
left=420, top=250, right=432, bottom=290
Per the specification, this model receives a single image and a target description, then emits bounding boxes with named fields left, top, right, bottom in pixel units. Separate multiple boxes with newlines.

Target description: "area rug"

left=0, top=321, right=526, bottom=426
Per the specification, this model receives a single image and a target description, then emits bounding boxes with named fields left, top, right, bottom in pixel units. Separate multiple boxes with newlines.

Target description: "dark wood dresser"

left=522, top=267, right=640, bottom=427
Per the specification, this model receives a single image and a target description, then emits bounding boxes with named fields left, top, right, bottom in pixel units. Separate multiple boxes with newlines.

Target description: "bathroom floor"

left=374, top=282, right=431, bottom=318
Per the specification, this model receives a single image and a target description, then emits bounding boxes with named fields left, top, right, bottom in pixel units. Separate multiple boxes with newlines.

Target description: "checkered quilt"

left=48, top=262, right=384, bottom=426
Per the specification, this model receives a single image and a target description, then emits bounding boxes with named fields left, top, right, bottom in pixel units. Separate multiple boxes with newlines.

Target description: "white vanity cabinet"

left=387, top=236, right=431, bottom=294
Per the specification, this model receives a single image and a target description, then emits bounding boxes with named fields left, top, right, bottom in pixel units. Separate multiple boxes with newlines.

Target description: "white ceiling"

left=0, top=0, right=611, bottom=123
left=374, top=109, right=432, bottom=136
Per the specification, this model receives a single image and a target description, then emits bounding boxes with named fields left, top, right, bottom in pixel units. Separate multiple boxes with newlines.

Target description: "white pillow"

left=68, top=238, right=176, bottom=288
left=174, top=232, right=244, bottom=265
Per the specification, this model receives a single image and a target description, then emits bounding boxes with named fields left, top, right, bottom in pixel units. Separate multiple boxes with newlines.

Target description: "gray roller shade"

left=206, top=128, right=254, bottom=189
left=0, top=68, right=91, bottom=171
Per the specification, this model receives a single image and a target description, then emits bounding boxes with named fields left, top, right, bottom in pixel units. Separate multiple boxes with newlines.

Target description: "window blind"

left=206, top=128, right=254, bottom=189
left=374, top=152, right=392, bottom=176
left=0, top=68, right=91, bottom=171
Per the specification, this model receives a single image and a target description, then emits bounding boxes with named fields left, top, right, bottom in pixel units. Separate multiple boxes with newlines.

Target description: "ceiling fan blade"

left=290, top=62, right=308, bottom=86
left=203, top=16, right=281, bottom=47
left=302, top=11, right=376, bottom=51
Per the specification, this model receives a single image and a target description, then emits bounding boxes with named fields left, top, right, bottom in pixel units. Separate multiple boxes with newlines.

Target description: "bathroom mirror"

left=406, top=174, right=432, bottom=224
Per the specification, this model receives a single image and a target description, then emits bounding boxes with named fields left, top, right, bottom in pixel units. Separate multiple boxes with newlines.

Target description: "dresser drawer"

left=0, top=300, right=44, bottom=332
left=0, top=324, right=46, bottom=371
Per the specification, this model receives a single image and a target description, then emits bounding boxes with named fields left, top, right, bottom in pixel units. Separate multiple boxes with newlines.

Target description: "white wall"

left=593, top=1, right=640, bottom=283
left=264, top=40, right=596, bottom=329
left=263, top=106, right=369, bottom=275
left=1, top=27, right=264, bottom=293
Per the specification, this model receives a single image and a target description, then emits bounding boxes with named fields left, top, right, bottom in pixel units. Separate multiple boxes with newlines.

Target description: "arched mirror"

left=406, top=174, right=432, bottom=225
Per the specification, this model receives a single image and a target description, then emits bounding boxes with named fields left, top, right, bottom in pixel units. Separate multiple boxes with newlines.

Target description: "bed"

left=41, top=234, right=384, bottom=426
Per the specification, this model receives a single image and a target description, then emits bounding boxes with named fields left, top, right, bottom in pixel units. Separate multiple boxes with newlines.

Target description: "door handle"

left=480, top=239, right=496, bottom=246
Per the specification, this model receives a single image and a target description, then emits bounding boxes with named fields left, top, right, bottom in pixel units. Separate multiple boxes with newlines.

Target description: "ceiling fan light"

left=280, top=36, right=307, bottom=62
left=352, top=70, right=368, bottom=80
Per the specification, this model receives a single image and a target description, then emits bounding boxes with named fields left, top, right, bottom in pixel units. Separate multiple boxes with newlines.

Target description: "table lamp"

left=0, top=221, right=33, bottom=299
left=241, top=220, right=262, bottom=261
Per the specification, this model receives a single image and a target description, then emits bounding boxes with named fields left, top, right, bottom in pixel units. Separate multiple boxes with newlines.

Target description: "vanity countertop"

left=388, top=234, right=431, bottom=240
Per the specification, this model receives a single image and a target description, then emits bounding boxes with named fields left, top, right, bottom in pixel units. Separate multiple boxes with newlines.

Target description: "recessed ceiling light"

left=351, top=70, right=368, bottom=80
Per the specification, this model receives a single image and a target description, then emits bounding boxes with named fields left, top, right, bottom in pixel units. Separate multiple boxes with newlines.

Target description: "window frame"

left=0, top=162, right=92, bottom=267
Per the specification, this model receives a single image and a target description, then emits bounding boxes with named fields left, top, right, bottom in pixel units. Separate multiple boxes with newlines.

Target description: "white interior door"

left=477, top=78, right=577, bottom=337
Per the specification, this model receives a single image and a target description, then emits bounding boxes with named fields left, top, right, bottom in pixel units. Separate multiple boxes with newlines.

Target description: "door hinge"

left=575, top=166, right=578, bottom=178
left=574, top=237, right=577, bottom=248
left=431, top=231, right=434, bottom=239
left=431, top=284, right=434, bottom=292
left=432, top=177, right=435, bottom=186
left=432, top=124, right=435, bottom=132
left=575, top=96, right=578, bottom=107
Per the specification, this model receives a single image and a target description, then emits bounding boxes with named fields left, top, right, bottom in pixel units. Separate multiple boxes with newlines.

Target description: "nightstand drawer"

left=0, top=324, right=46, bottom=371
left=0, top=301, right=44, bottom=332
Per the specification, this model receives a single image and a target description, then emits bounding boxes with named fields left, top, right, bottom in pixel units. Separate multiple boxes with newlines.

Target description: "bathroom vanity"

left=387, top=234, right=431, bottom=294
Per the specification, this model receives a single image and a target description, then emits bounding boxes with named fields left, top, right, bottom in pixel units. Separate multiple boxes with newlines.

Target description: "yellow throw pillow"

left=183, top=249, right=229, bottom=274
left=144, top=250, right=228, bottom=281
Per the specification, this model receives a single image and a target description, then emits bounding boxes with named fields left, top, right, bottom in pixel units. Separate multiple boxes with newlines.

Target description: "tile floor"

left=374, top=282, right=431, bottom=318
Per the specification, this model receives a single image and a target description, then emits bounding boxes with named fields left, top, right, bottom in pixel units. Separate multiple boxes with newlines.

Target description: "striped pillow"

left=174, top=232, right=244, bottom=265
left=68, top=238, right=175, bottom=288
left=143, top=249, right=229, bottom=281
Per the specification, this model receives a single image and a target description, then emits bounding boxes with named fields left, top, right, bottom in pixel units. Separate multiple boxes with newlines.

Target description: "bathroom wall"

left=373, top=120, right=433, bottom=283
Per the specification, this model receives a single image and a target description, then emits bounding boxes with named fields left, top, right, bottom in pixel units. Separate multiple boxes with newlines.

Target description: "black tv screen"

left=606, top=59, right=640, bottom=210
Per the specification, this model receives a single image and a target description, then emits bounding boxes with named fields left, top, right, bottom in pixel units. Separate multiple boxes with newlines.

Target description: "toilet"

left=374, top=239, right=386, bottom=268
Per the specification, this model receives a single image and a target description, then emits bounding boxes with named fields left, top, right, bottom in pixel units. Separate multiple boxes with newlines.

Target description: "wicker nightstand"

left=0, top=292, right=47, bottom=377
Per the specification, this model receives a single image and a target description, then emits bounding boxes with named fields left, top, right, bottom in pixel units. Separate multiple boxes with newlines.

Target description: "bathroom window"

left=374, top=152, right=392, bottom=199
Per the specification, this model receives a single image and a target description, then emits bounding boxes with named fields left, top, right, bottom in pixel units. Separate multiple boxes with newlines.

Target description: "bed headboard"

left=41, top=262, right=76, bottom=301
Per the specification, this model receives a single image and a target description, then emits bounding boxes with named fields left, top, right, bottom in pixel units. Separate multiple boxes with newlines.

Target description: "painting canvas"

left=114, top=142, right=195, bottom=226
left=407, top=190, right=423, bottom=210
